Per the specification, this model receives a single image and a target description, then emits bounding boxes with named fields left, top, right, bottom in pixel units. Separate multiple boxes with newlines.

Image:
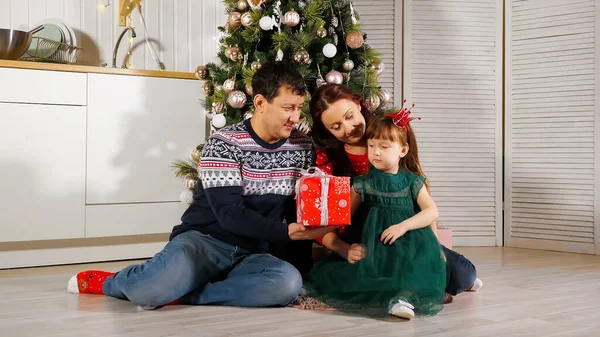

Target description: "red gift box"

left=296, top=169, right=351, bottom=227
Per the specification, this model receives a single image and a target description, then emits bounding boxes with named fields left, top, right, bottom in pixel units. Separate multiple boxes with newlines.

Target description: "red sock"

left=76, top=270, right=114, bottom=294
left=167, top=299, right=181, bottom=305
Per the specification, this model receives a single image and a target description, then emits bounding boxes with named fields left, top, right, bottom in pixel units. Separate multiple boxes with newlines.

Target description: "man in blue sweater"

left=67, top=62, right=333, bottom=309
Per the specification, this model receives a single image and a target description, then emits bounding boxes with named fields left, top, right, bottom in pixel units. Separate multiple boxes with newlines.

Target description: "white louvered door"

left=354, top=0, right=402, bottom=102
left=404, top=0, right=504, bottom=246
left=505, top=0, right=600, bottom=254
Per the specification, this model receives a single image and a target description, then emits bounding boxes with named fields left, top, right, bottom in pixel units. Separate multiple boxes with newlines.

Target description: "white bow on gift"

left=295, top=167, right=330, bottom=226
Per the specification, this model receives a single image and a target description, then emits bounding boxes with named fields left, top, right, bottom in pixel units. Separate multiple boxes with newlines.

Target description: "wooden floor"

left=0, top=247, right=599, bottom=337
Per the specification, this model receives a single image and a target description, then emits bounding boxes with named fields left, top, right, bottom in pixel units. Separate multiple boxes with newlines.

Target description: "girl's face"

left=319, top=99, right=366, bottom=146
left=367, top=138, right=409, bottom=174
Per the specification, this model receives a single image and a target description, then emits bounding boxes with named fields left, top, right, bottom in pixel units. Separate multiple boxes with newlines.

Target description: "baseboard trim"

left=0, top=234, right=169, bottom=269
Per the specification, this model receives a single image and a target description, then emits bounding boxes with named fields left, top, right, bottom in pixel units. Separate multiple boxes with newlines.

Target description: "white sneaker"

left=389, top=299, right=415, bottom=320
left=468, top=278, right=483, bottom=291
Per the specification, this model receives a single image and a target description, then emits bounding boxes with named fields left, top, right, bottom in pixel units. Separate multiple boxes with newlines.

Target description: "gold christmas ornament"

left=346, top=31, right=364, bottom=49
left=293, top=49, right=310, bottom=63
left=202, top=81, right=214, bottom=96
left=247, top=0, right=265, bottom=10
left=228, top=47, right=242, bottom=62
left=227, top=90, right=247, bottom=109
left=212, top=101, right=225, bottom=114
left=241, top=12, right=253, bottom=27
left=343, top=59, right=355, bottom=72
left=195, top=65, right=208, bottom=80
left=223, top=78, right=236, bottom=93
left=237, top=0, right=248, bottom=11
left=284, top=9, right=300, bottom=27
left=364, top=94, right=381, bottom=112
left=185, top=175, right=197, bottom=190
left=190, top=148, right=201, bottom=162
left=245, top=83, right=254, bottom=96
left=228, top=12, right=242, bottom=28
left=316, top=26, right=327, bottom=38
left=251, top=61, right=262, bottom=71
left=371, top=59, right=385, bottom=75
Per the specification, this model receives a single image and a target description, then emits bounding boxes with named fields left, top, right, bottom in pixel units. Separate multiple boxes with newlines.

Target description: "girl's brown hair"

left=365, top=114, right=430, bottom=192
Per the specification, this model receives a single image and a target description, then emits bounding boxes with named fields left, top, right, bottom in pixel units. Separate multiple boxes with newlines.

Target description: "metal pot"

left=0, top=26, right=44, bottom=60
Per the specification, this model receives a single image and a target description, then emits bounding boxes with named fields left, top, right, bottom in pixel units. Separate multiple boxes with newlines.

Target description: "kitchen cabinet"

left=0, top=102, right=86, bottom=242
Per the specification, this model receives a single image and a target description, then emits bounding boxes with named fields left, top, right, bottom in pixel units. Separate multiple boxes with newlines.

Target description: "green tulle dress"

left=305, top=169, right=447, bottom=317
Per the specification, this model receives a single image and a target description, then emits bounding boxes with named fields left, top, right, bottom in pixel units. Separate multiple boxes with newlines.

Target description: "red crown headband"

left=385, top=100, right=421, bottom=133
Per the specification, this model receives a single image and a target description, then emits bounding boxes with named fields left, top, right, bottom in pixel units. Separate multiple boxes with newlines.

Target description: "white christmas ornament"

left=180, top=189, right=194, bottom=204
left=212, top=113, right=227, bottom=128
left=259, top=16, right=273, bottom=30
left=323, top=43, right=337, bottom=58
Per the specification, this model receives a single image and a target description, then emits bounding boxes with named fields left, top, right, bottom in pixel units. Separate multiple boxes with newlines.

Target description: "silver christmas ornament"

left=284, top=9, right=300, bottom=27
left=223, top=78, right=236, bottom=93
left=343, top=59, right=355, bottom=72
left=379, top=89, right=391, bottom=105
left=364, top=95, right=381, bottom=112
left=227, top=90, right=247, bottom=109
left=325, top=70, right=343, bottom=84
left=371, top=60, right=385, bottom=75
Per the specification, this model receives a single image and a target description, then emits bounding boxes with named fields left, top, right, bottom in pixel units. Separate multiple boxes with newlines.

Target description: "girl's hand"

left=347, top=244, right=365, bottom=264
left=380, top=223, right=409, bottom=245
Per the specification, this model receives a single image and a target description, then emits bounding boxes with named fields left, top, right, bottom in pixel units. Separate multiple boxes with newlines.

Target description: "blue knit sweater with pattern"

left=170, top=119, right=314, bottom=252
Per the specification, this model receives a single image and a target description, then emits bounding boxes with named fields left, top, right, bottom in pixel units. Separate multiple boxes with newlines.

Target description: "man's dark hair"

left=251, top=61, right=307, bottom=103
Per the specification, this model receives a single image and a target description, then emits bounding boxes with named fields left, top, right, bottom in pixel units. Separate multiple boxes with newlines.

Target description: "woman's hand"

left=347, top=243, right=365, bottom=264
left=380, top=223, right=409, bottom=245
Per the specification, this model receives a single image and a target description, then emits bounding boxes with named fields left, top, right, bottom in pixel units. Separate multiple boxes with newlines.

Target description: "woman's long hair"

left=365, top=114, right=430, bottom=192
left=310, top=84, right=371, bottom=177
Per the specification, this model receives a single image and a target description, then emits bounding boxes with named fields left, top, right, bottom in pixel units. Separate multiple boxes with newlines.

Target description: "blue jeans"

left=443, top=245, right=477, bottom=295
left=102, top=231, right=302, bottom=308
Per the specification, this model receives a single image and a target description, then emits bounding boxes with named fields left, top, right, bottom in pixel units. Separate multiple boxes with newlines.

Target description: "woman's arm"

left=322, top=231, right=351, bottom=258
left=351, top=187, right=361, bottom=216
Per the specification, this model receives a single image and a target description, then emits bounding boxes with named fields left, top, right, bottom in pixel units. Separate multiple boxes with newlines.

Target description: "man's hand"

left=288, top=223, right=335, bottom=241
left=380, top=223, right=409, bottom=245
left=347, top=243, right=365, bottom=264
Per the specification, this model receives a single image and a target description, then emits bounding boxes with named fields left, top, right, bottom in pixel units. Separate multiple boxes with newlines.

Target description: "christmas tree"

left=173, top=0, right=392, bottom=201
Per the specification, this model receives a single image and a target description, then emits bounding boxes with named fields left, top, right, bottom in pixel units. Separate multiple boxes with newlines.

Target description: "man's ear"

left=254, top=94, right=267, bottom=114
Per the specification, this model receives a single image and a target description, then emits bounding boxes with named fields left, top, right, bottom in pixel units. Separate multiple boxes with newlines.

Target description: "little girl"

left=304, top=106, right=446, bottom=319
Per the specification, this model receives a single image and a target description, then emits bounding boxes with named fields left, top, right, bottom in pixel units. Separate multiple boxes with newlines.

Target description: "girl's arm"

left=381, top=186, right=439, bottom=244
left=402, top=185, right=439, bottom=231
left=430, top=220, right=440, bottom=240
left=321, top=187, right=363, bottom=262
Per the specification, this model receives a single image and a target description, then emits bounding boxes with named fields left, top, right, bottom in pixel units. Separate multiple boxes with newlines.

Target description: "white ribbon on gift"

left=295, top=167, right=330, bottom=226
